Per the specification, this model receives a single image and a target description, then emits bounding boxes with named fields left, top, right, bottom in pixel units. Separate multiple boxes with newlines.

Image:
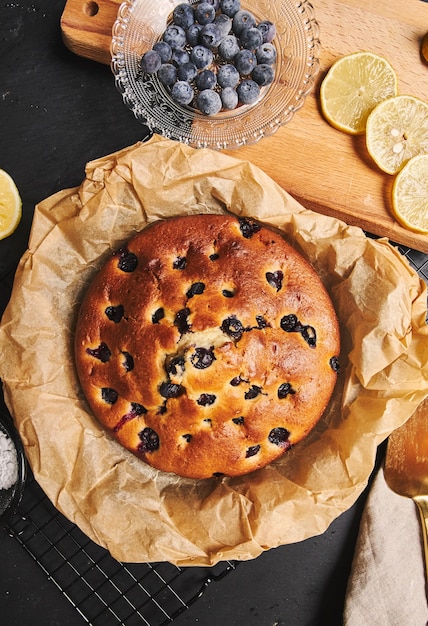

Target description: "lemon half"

left=320, top=51, right=398, bottom=135
left=392, top=154, right=428, bottom=233
left=366, top=95, right=428, bottom=175
left=0, top=169, right=22, bottom=240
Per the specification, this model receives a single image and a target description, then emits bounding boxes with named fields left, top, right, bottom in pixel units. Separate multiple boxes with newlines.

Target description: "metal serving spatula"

left=384, top=397, right=428, bottom=586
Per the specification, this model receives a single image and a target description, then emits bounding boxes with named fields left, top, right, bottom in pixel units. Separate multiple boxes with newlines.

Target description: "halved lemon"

left=366, top=95, right=428, bottom=175
left=320, top=51, right=398, bottom=135
left=0, top=169, right=22, bottom=240
left=392, top=153, right=428, bottom=233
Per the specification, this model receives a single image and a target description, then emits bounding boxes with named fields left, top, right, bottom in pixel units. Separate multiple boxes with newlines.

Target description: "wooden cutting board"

left=61, top=0, right=428, bottom=253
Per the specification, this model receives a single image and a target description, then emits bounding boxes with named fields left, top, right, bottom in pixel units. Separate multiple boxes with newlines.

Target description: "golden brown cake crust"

left=74, top=214, right=340, bottom=479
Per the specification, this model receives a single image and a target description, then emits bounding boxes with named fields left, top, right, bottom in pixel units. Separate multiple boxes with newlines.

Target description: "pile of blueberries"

left=140, top=0, right=277, bottom=115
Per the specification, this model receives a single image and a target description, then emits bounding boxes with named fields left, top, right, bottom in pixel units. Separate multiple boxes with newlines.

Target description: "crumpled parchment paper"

left=0, top=135, right=427, bottom=565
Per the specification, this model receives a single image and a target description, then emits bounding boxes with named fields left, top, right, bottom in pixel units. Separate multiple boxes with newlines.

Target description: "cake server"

left=384, top=397, right=428, bottom=589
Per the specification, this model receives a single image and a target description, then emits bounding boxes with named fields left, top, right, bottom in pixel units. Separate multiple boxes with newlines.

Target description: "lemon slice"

left=392, top=154, right=428, bottom=233
left=0, top=169, right=22, bottom=240
left=366, top=95, right=428, bottom=175
left=320, top=51, right=398, bottom=135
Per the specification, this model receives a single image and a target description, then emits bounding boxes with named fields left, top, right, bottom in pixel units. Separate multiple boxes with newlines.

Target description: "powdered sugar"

left=0, top=428, right=18, bottom=490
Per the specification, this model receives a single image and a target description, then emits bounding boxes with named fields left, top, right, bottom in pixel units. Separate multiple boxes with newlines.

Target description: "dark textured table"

left=1, top=2, right=427, bottom=625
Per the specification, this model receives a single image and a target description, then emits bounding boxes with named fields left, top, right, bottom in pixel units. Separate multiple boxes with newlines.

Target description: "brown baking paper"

left=1, top=135, right=428, bottom=565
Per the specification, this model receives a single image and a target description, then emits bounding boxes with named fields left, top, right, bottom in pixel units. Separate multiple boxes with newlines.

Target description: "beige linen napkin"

left=344, top=467, right=428, bottom=626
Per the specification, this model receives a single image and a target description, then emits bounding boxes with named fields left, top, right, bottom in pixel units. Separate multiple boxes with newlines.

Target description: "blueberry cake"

left=74, top=214, right=340, bottom=479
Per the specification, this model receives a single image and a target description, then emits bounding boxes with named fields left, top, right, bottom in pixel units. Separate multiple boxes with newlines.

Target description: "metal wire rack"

left=2, top=238, right=427, bottom=626
left=5, top=469, right=238, bottom=625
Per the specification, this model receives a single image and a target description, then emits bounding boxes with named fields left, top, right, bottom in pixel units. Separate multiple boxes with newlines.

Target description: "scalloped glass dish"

left=0, top=412, right=26, bottom=524
left=111, top=0, right=320, bottom=150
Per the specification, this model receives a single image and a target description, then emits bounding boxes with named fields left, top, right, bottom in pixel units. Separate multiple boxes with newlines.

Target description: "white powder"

left=0, top=429, right=18, bottom=490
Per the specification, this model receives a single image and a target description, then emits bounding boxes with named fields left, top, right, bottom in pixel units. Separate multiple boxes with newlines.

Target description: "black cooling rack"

left=5, top=469, right=237, bottom=625
left=394, top=242, right=428, bottom=285
left=2, top=238, right=428, bottom=626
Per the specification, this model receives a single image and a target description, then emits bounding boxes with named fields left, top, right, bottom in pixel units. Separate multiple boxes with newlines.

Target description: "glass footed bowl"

left=0, top=411, right=26, bottom=525
left=111, top=0, right=321, bottom=150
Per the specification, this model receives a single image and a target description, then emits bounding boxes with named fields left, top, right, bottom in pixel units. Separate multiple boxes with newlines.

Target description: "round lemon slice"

left=0, top=169, right=22, bottom=240
left=366, top=95, right=428, bottom=175
left=392, top=153, right=428, bottom=233
left=320, top=51, right=398, bottom=135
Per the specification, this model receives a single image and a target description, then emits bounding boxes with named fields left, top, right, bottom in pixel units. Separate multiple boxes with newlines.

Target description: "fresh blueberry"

left=234, top=48, right=257, bottom=75
left=171, top=80, right=194, bottom=105
left=214, top=13, right=232, bottom=38
left=217, top=63, right=240, bottom=88
left=220, top=86, right=238, bottom=109
left=194, top=2, right=216, bottom=24
left=255, top=42, right=277, bottom=65
left=218, top=34, right=240, bottom=61
left=186, top=23, right=202, bottom=46
left=197, top=89, right=222, bottom=115
left=141, top=49, right=162, bottom=74
left=257, top=20, right=276, bottom=43
left=158, top=63, right=178, bottom=86
left=237, top=79, right=260, bottom=104
left=219, top=0, right=241, bottom=17
left=200, top=23, right=223, bottom=48
left=196, top=69, right=217, bottom=90
left=177, top=61, right=198, bottom=82
left=173, top=3, right=195, bottom=29
left=171, top=48, right=190, bottom=66
left=152, top=41, right=172, bottom=63
left=163, top=23, right=187, bottom=49
left=205, top=0, right=220, bottom=9
left=239, top=27, right=263, bottom=50
left=190, top=45, right=213, bottom=69
left=232, top=9, right=256, bottom=36
left=252, top=63, right=275, bottom=86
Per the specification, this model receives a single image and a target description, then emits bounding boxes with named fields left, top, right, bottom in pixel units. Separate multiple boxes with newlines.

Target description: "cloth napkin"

left=344, top=468, right=428, bottom=626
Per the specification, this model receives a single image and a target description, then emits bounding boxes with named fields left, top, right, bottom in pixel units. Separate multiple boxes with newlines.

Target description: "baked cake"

left=74, top=214, right=340, bottom=479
